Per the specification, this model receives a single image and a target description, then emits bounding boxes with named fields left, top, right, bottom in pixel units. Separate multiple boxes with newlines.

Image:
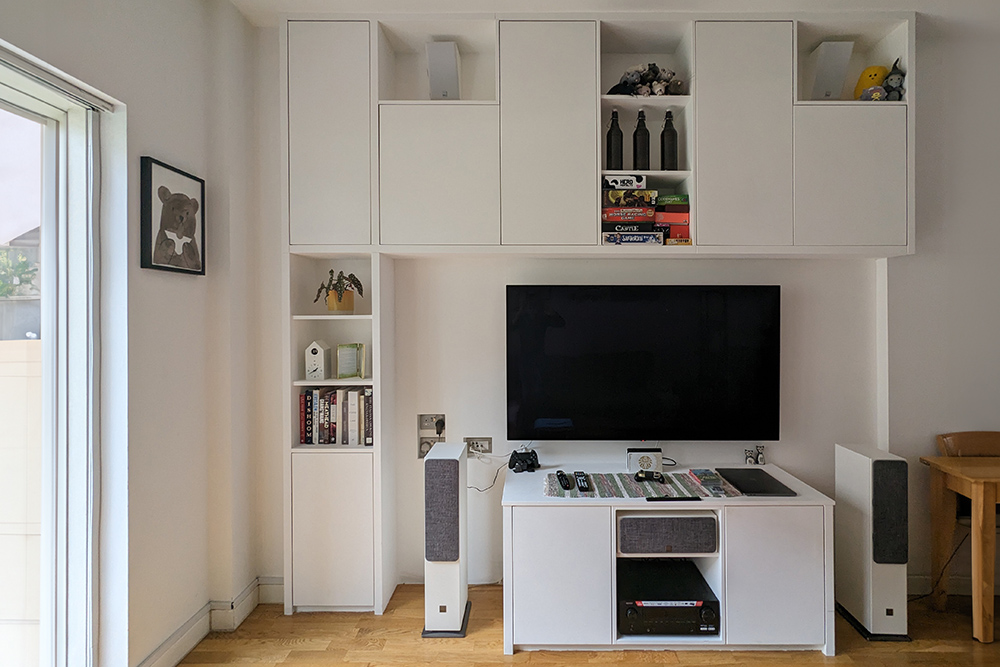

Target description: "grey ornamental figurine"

left=882, top=58, right=906, bottom=101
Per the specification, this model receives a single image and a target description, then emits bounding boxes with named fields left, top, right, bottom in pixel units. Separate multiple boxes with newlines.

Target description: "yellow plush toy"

left=854, top=65, right=889, bottom=99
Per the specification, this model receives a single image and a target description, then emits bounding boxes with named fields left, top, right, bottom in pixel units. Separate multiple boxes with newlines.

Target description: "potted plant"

left=314, top=270, right=364, bottom=313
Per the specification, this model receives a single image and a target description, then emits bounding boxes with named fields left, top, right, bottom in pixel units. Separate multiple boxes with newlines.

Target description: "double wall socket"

left=418, top=413, right=446, bottom=458
left=464, top=437, right=493, bottom=454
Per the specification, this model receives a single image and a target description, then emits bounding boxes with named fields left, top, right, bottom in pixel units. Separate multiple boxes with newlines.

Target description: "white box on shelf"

left=304, top=340, right=330, bottom=380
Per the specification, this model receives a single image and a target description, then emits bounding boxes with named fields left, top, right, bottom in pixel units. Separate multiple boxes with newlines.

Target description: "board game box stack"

left=655, top=194, right=692, bottom=245
left=601, top=175, right=691, bottom=246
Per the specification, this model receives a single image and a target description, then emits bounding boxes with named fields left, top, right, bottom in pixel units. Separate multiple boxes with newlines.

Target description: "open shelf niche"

left=377, top=18, right=497, bottom=102
left=796, top=18, right=911, bottom=103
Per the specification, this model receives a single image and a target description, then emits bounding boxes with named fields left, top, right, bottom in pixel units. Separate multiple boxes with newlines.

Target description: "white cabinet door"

left=696, top=22, right=793, bottom=246
left=794, top=105, right=907, bottom=246
left=379, top=104, right=500, bottom=245
left=287, top=21, right=371, bottom=245
left=500, top=21, right=598, bottom=245
left=724, top=505, right=826, bottom=645
left=292, top=452, right=374, bottom=607
left=511, top=506, right=613, bottom=645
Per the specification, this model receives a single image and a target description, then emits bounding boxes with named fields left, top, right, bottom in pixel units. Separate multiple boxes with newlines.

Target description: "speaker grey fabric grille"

left=425, top=458, right=460, bottom=562
left=618, top=516, right=717, bottom=555
left=872, top=459, right=908, bottom=564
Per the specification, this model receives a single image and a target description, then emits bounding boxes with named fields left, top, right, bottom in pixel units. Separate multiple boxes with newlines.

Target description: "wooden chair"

left=936, top=431, right=1000, bottom=457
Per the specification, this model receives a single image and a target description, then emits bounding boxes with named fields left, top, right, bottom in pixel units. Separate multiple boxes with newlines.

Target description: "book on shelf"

left=297, top=386, right=373, bottom=447
left=364, top=387, right=374, bottom=446
left=347, top=389, right=360, bottom=446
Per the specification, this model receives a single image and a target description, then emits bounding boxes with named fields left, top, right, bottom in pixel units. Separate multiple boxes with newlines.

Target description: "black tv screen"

left=506, top=285, right=780, bottom=441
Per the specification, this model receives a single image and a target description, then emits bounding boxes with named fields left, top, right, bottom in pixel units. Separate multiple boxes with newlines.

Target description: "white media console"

left=501, top=463, right=834, bottom=655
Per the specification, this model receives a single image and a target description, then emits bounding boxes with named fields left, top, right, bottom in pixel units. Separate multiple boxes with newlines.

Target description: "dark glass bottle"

left=660, top=110, right=678, bottom=171
left=633, top=110, right=650, bottom=171
left=606, top=110, right=623, bottom=170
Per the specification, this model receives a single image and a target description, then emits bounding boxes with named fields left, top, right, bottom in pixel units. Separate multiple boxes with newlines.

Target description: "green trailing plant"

left=314, top=270, right=364, bottom=303
left=0, top=249, right=38, bottom=298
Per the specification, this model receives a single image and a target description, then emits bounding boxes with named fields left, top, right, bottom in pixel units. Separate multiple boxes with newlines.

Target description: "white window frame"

left=0, top=42, right=124, bottom=667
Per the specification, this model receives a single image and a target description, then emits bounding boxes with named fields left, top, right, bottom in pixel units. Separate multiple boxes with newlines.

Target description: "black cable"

left=908, top=531, right=970, bottom=604
left=663, top=456, right=678, bottom=467
left=468, top=459, right=507, bottom=493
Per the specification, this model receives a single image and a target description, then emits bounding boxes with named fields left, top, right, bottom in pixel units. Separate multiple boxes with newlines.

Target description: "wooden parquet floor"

left=180, top=584, right=1000, bottom=666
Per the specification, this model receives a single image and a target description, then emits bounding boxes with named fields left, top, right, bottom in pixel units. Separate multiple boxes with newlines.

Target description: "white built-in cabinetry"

left=280, top=10, right=914, bottom=617
left=695, top=21, right=794, bottom=247
left=502, top=465, right=835, bottom=655
left=500, top=21, right=598, bottom=245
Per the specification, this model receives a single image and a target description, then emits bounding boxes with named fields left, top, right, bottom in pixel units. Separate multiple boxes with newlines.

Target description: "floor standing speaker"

left=423, top=442, right=470, bottom=637
left=835, top=443, right=910, bottom=640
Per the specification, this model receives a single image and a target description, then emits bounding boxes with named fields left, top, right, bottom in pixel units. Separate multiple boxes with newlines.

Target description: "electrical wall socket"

left=419, top=414, right=446, bottom=432
left=419, top=437, right=444, bottom=459
left=464, top=437, right=492, bottom=454
left=417, top=413, right=446, bottom=458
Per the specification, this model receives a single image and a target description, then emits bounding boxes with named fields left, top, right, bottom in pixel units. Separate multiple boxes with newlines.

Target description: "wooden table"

left=920, top=456, right=1000, bottom=643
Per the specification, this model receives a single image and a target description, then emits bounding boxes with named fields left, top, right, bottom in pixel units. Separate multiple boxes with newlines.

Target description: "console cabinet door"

left=724, top=505, right=826, bottom=645
left=292, top=452, right=374, bottom=607
left=511, top=506, right=613, bottom=645
left=500, top=20, right=598, bottom=245
left=696, top=21, right=793, bottom=246
left=794, top=105, right=907, bottom=246
left=379, top=104, right=500, bottom=245
left=287, top=21, right=371, bottom=245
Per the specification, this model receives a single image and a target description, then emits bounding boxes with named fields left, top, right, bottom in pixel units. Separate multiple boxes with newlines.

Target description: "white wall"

left=0, top=0, right=260, bottom=663
left=246, top=0, right=1000, bottom=597
left=391, top=258, right=879, bottom=583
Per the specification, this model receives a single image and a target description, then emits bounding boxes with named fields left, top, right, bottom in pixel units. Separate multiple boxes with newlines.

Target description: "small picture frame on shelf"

left=337, top=343, right=366, bottom=379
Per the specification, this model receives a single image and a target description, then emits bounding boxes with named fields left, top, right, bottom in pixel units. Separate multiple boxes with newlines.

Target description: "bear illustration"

left=152, top=185, right=201, bottom=271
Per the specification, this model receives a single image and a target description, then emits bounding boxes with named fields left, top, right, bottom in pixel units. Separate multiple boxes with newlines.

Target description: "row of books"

left=299, top=386, right=373, bottom=446
left=601, top=184, right=691, bottom=246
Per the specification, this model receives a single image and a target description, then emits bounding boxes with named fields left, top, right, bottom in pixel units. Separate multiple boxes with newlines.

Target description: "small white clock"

left=304, top=340, right=330, bottom=380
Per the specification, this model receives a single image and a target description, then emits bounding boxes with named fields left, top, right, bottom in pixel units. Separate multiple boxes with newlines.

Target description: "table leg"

left=971, top=481, right=996, bottom=643
left=929, top=467, right=957, bottom=611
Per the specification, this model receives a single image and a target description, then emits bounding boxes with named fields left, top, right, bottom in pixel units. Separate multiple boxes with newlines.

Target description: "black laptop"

left=715, top=468, right=797, bottom=497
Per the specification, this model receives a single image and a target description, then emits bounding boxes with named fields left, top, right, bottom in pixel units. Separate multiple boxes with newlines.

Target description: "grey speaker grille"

left=618, top=516, right=718, bottom=555
left=425, top=458, right=459, bottom=562
left=872, top=459, right=908, bottom=564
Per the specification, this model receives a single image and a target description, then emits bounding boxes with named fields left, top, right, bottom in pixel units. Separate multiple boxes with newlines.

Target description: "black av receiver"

left=617, top=558, right=720, bottom=636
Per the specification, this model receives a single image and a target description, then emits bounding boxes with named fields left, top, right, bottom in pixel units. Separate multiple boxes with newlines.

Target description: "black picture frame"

left=140, top=156, right=206, bottom=275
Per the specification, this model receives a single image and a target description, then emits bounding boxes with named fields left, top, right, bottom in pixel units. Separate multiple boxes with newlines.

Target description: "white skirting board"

left=137, top=578, right=280, bottom=666
left=909, top=574, right=976, bottom=597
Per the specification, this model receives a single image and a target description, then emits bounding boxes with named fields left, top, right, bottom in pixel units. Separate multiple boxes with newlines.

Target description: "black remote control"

left=574, top=471, right=591, bottom=492
left=555, top=470, right=574, bottom=491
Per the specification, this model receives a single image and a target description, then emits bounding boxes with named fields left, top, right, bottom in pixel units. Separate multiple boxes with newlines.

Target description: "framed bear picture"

left=140, top=156, right=206, bottom=275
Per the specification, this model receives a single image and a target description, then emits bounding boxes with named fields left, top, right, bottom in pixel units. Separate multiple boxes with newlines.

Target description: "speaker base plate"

left=836, top=602, right=911, bottom=642
left=422, top=600, right=472, bottom=638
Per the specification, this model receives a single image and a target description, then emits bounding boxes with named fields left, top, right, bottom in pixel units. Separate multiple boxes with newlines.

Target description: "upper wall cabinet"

left=378, top=104, right=500, bottom=245
left=696, top=21, right=793, bottom=247
left=793, top=106, right=906, bottom=246
left=499, top=21, right=597, bottom=246
left=286, top=21, right=372, bottom=245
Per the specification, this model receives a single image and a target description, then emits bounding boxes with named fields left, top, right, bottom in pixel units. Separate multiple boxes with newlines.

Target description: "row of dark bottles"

left=606, top=109, right=678, bottom=171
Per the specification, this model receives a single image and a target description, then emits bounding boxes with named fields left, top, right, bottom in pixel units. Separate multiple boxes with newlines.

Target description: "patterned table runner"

left=543, top=471, right=742, bottom=499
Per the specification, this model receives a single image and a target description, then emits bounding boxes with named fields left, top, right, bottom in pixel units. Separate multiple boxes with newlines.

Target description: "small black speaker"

left=872, top=459, right=908, bottom=564
left=617, top=513, right=718, bottom=556
left=425, top=458, right=459, bottom=562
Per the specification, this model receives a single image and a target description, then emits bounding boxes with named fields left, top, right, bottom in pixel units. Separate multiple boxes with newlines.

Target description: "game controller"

left=508, top=449, right=540, bottom=473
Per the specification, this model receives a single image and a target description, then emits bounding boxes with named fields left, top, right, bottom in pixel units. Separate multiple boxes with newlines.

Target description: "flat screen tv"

left=506, top=285, right=780, bottom=441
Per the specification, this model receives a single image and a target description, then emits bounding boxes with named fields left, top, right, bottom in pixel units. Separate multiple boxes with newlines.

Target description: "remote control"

left=574, top=471, right=591, bottom=492
left=634, top=470, right=665, bottom=483
left=555, top=470, right=574, bottom=491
